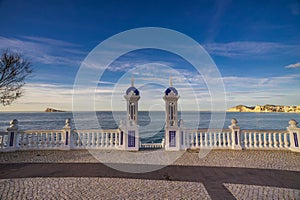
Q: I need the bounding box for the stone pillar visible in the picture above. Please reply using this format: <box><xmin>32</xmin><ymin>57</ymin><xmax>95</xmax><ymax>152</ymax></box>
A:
<box><xmin>163</xmin><ymin>78</ymin><xmax>181</xmax><ymax>151</ymax></box>
<box><xmin>287</xmin><ymin>119</ymin><xmax>300</xmax><ymax>152</ymax></box>
<box><xmin>7</xmin><ymin>119</ymin><xmax>18</xmax><ymax>150</ymax></box>
<box><xmin>229</xmin><ymin>118</ymin><xmax>242</xmax><ymax>150</ymax></box>
<box><xmin>62</xmin><ymin>118</ymin><xmax>71</xmax><ymax>149</ymax></box>
<box><xmin>118</xmin><ymin>119</ymin><xmax>139</xmax><ymax>151</ymax></box>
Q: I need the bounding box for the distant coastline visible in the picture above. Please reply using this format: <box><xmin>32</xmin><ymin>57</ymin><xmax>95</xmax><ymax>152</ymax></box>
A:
<box><xmin>227</xmin><ymin>104</ymin><xmax>300</xmax><ymax>113</ymax></box>
<box><xmin>45</xmin><ymin>108</ymin><xmax>65</xmax><ymax>112</ymax></box>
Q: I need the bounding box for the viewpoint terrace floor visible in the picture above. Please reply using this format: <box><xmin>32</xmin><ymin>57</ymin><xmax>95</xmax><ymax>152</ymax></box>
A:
<box><xmin>0</xmin><ymin>149</ymin><xmax>300</xmax><ymax>199</ymax></box>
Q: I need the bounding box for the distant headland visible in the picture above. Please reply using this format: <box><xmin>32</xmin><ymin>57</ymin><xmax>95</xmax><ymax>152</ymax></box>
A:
<box><xmin>227</xmin><ymin>104</ymin><xmax>300</xmax><ymax>113</ymax></box>
<box><xmin>45</xmin><ymin>108</ymin><xmax>65</xmax><ymax>112</ymax></box>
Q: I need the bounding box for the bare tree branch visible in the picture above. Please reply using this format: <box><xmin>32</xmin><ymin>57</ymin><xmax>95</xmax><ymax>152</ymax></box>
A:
<box><xmin>0</xmin><ymin>49</ymin><xmax>33</xmax><ymax>106</ymax></box>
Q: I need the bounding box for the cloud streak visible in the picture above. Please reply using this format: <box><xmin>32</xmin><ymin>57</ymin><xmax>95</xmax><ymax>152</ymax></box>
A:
<box><xmin>0</xmin><ymin>36</ymin><xmax>86</xmax><ymax>66</ymax></box>
<box><xmin>204</xmin><ymin>41</ymin><xmax>300</xmax><ymax>58</ymax></box>
<box><xmin>284</xmin><ymin>62</ymin><xmax>300</xmax><ymax>68</ymax></box>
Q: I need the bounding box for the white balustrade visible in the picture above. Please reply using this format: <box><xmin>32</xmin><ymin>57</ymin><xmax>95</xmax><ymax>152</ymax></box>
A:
<box><xmin>17</xmin><ymin>130</ymin><xmax>65</xmax><ymax>150</ymax></box>
<box><xmin>0</xmin><ymin>118</ymin><xmax>298</xmax><ymax>152</ymax></box>
<box><xmin>241</xmin><ymin>130</ymin><xmax>289</xmax><ymax>150</ymax></box>
<box><xmin>72</xmin><ymin>129</ymin><xmax>121</xmax><ymax>149</ymax></box>
<box><xmin>185</xmin><ymin>129</ymin><xmax>232</xmax><ymax>149</ymax></box>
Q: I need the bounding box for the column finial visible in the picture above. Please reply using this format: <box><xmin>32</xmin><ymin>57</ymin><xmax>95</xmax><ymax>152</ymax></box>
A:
<box><xmin>170</xmin><ymin>76</ymin><xmax>172</xmax><ymax>87</ymax></box>
<box><xmin>131</xmin><ymin>75</ymin><xmax>134</xmax><ymax>87</ymax></box>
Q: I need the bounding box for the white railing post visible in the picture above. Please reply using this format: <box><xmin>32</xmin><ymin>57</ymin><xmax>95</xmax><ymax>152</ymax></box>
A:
<box><xmin>62</xmin><ymin>118</ymin><xmax>71</xmax><ymax>150</ymax></box>
<box><xmin>229</xmin><ymin>118</ymin><xmax>242</xmax><ymax>150</ymax></box>
<box><xmin>7</xmin><ymin>119</ymin><xmax>18</xmax><ymax>151</ymax></box>
<box><xmin>287</xmin><ymin>119</ymin><xmax>300</xmax><ymax>152</ymax></box>
<box><xmin>161</xmin><ymin>138</ymin><xmax>165</xmax><ymax>148</ymax></box>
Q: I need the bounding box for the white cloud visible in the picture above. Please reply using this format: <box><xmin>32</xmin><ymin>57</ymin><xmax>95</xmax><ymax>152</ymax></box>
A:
<box><xmin>204</xmin><ymin>41</ymin><xmax>299</xmax><ymax>58</ymax></box>
<box><xmin>284</xmin><ymin>62</ymin><xmax>300</xmax><ymax>68</ymax></box>
<box><xmin>0</xmin><ymin>36</ymin><xmax>86</xmax><ymax>66</ymax></box>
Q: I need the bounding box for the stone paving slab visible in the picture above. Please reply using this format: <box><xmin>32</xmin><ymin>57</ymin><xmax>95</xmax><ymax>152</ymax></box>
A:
<box><xmin>0</xmin><ymin>177</ymin><xmax>211</xmax><ymax>200</ymax></box>
<box><xmin>224</xmin><ymin>183</ymin><xmax>300</xmax><ymax>200</ymax></box>
<box><xmin>1</xmin><ymin>149</ymin><xmax>299</xmax><ymax>171</ymax></box>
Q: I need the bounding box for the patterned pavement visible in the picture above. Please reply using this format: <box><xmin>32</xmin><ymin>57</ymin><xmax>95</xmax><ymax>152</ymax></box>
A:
<box><xmin>0</xmin><ymin>149</ymin><xmax>300</xmax><ymax>199</ymax></box>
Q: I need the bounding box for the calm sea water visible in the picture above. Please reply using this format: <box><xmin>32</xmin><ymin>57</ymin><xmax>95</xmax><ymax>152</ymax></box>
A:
<box><xmin>0</xmin><ymin>111</ymin><xmax>299</xmax><ymax>143</ymax></box>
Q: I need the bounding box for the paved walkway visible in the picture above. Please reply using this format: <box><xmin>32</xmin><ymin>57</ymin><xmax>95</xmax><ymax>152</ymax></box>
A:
<box><xmin>0</xmin><ymin>150</ymin><xmax>300</xmax><ymax>199</ymax></box>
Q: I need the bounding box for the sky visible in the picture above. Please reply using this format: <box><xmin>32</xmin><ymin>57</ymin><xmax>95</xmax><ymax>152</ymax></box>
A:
<box><xmin>0</xmin><ymin>0</ymin><xmax>300</xmax><ymax>111</ymax></box>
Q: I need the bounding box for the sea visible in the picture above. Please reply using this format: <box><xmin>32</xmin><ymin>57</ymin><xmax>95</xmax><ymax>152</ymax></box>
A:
<box><xmin>0</xmin><ymin>111</ymin><xmax>299</xmax><ymax>143</ymax></box>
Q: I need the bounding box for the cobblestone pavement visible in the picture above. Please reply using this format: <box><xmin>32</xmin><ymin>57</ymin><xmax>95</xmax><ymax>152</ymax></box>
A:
<box><xmin>1</xmin><ymin>150</ymin><xmax>300</xmax><ymax>199</ymax></box>
<box><xmin>224</xmin><ymin>183</ymin><xmax>300</xmax><ymax>200</ymax></box>
<box><xmin>0</xmin><ymin>177</ymin><xmax>211</xmax><ymax>200</ymax></box>
<box><xmin>0</xmin><ymin>149</ymin><xmax>299</xmax><ymax>171</ymax></box>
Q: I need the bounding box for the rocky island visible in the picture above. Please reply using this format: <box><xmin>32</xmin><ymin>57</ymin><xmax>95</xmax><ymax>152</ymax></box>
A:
<box><xmin>227</xmin><ymin>104</ymin><xmax>300</xmax><ymax>113</ymax></box>
<box><xmin>45</xmin><ymin>108</ymin><xmax>65</xmax><ymax>112</ymax></box>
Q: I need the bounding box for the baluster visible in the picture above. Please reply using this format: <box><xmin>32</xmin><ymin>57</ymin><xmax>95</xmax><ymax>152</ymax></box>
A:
<box><xmin>259</xmin><ymin>133</ymin><xmax>263</xmax><ymax>148</ymax></box>
<box><xmin>195</xmin><ymin>132</ymin><xmax>199</xmax><ymax>147</ymax></box>
<box><xmin>192</xmin><ymin>132</ymin><xmax>195</xmax><ymax>147</ymax></box>
<box><xmin>279</xmin><ymin>133</ymin><xmax>283</xmax><ymax>148</ymax></box>
<box><xmin>50</xmin><ymin>132</ymin><xmax>54</xmax><ymax>147</ymax></box>
<box><xmin>243</xmin><ymin>132</ymin><xmax>247</xmax><ymax>148</ymax></box>
<box><xmin>52</xmin><ymin>132</ymin><xmax>55</xmax><ymax>147</ymax></box>
<box><xmin>78</xmin><ymin>132</ymin><xmax>82</xmax><ymax>147</ymax></box>
<box><xmin>89</xmin><ymin>132</ymin><xmax>92</xmax><ymax>147</ymax></box>
<box><xmin>216</xmin><ymin>132</ymin><xmax>222</xmax><ymax>147</ymax></box>
<box><xmin>76</xmin><ymin>132</ymin><xmax>80</xmax><ymax>147</ymax></box>
<box><xmin>254</xmin><ymin>132</ymin><xmax>257</xmax><ymax>148</ymax></box>
<box><xmin>249</xmin><ymin>132</ymin><xmax>252</xmax><ymax>148</ymax></box>
<box><xmin>53</xmin><ymin>132</ymin><xmax>57</xmax><ymax>147</ymax></box>
<box><xmin>284</xmin><ymin>133</ymin><xmax>288</xmax><ymax>148</ymax></box>
<box><xmin>56</xmin><ymin>132</ymin><xmax>60</xmax><ymax>147</ymax></box>
<box><xmin>274</xmin><ymin>132</ymin><xmax>280</xmax><ymax>148</ymax></box>
<box><xmin>0</xmin><ymin>134</ymin><xmax>3</xmax><ymax>148</ymax></box>
<box><xmin>110</xmin><ymin>132</ymin><xmax>113</xmax><ymax>147</ymax></box>
<box><xmin>96</xmin><ymin>132</ymin><xmax>99</xmax><ymax>147</ymax></box>
<box><xmin>79</xmin><ymin>132</ymin><xmax>83</xmax><ymax>147</ymax></box>
<box><xmin>40</xmin><ymin>133</ymin><xmax>44</xmax><ymax>147</ymax></box>
<box><xmin>58</xmin><ymin>132</ymin><xmax>62</xmax><ymax>146</ymax></box>
<box><xmin>268</xmin><ymin>133</ymin><xmax>273</xmax><ymax>148</ymax></box>
<box><xmin>20</xmin><ymin>133</ymin><xmax>24</xmax><ymax>147</ymax></box>
<box><xmin>84</xmin><ymin>132</ymin><xmax>87</xmax><ymax>147</ymax></box>
<box><xmin>228</xmin><ymin>131</ymin><xmax>232</xmax><ymax>147</ymax></box>
<box><xmin>85</xmin><ymin>132</ymin><xmax>89</xmax><ymax>147</ymax></box>
<box><xmin>263</xmin><ymin>132</ymin><xmax>267</xmax><ymax>148</ymax></box>
<box><xmin>105</xmin><ymin>132</ymin><xmax>109</xmax><ymax>147</ymax></box>
<box><xmin>36</xmin><ymin>133</ymin><xmax>39</xmax><ymax>148</ymax></box>
<box><xmin>114</xmin><ymin>132</ymin><xmax>118</xmax><ymax>146</ymax></box>
<box><xmin>72</xmin><ymin>132</ymin><xmax>75</xmax><ymax>147</ymax></box>
<box><xmin>32</xmin><ymin>133</ymin><xmax>36</xmax><ymax>147</ymax></box>
<box><xmin>55</xmin><ymin>132</ymin><xmax>59</xmax><ymax>147</ymax></box>
<box><xmin>45</xmin><ymin>132</ymin><xmax>50</xmax><ymax>148</ymax></box>
<box><xmin>82</xmin><ymin>132</ymin><xmax>86</xmax><ymax>147</ymax></box>
<box><xmin>205</xmin><ymin>132</ymin><xmax>208</xmax><ymax>147</ymax></box>
<box><xmin>213</xmin><ymin>132</ymin><xmax>216</xmax><ymax>147</ymax></box>
<box><xmin>100</xmin><ymin>132</ymin><xmax>104</xmax><ymax>147</ymax></box>
<box><xmin>87</xmin><ymin>132</ymin><xmax>90</xmax><ymax>147</ymax></box>
<box><xmin>200</xmin><ymin>132</ymin><xmax>203</xmax><ymax>147</ymax></box>
<box><xmin>46</xmin><ymin>132</ymin><xmax>49</xmax><ymax>148</ymax></box>
<box><xmin>222</xmin><ymin>132</ymin><xmax>226</xmax><ymax>147</ymax></box>
<box><xmin>92</xmin><ymin>132</ymin><xmax>97</xmax><ymax>147</ymax></box>
<box><xmin>46</xmin><ymin>133</ymin><xmax>52</xmax><ymax>147</ymax></box>
<box><xmin>25</xmin><ymin>134</ymin><xmax>29</xmax><ymax>148</ymax></box>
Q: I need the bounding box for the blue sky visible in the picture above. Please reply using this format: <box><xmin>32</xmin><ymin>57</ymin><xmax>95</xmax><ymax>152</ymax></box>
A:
<box><xmin>0</xmin><ymin>0</ymin><xmax>300</xmax><ymax>111</ymax></box>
